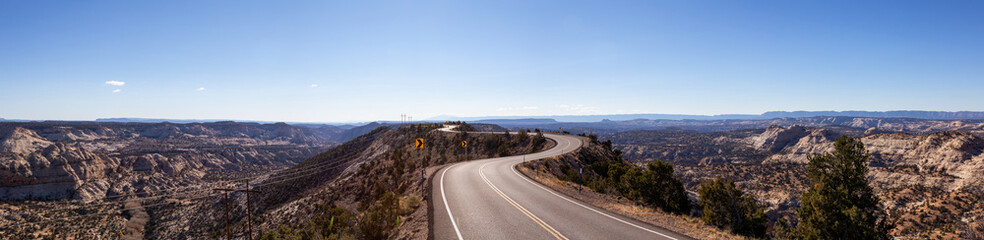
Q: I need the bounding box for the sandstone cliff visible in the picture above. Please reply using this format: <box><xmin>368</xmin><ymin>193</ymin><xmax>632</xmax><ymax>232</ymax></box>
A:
<box><xmin>0</xmin><ymin>122</ymin><xmax>340</xmax><ymax>201</ymax></box>
<box><xmin>608</xmin><ymin>126</ymin><xmax>984</xmax><ymax>238</ymax></box>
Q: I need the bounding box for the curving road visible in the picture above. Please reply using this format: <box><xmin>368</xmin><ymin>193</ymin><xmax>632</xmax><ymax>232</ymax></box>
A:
<box><xmin>432</xmin><ymin>130</ymin><xmax>693</xmax><ymax>240</ymax></box>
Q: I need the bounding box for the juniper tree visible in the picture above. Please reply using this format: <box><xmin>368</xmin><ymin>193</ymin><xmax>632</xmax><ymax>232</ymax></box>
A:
<box><xmin>698</xmin><ymin>177</ymin><xmax>767</xmax><ymax>238</ymax></box>
<box><xmin>794</xmin><ymin>136</ymin><xmax>892</xmax><ymax>239</ymax></box>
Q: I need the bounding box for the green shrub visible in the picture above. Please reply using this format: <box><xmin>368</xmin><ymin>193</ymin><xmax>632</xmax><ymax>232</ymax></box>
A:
<box><xmin>698</xmin><ymin>177</ymin><xmax>767</xmax><ymax>238</ymax></box>
<box><xmin>547</xmin><ymin>144</ymin><xmax>691</xmax><ymax>214</ymax></box>
<box><xmin>623</xmin><ymin>161</ymin><xmax>691</xmax><ymax>214</ymax></box>
<box><xmin>358</xmin><ymin>192</ymin><xmax>401</xmax><ymax>240</ymax></box>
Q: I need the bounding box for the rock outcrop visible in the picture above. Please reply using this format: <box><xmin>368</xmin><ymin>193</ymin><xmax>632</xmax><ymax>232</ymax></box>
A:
<box><xmin>0</xmin><ymin>127</ymin><xmax>52</xmax><ymax>155</ymax></box>
<box><xmin>0</xmin><ymin>142</ymin><xmax>111</xmax><ymax>200</ymax></box>
<box><xmin>609</xmin><ymin>125</ymin><xmax>984</xmax><ymax>238</ymax></box>
<box><xmin>752</xmin><ymin>125</ymin><xmax>809</xmax><ymax>152</ymax></box>
<box><xmin>0</xmin><ymin>122</ymin><xmax>341</xmax><ymax>201</ymax></box>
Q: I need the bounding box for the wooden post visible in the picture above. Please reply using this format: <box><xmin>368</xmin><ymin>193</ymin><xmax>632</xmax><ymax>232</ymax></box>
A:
<box><xmin>214</xmin><ymin>188</ymin><xmax>237</xmax><ymax>240</ymax></box>
<box><xmin>245</xmin><ymin>179</ymin><xmax>252</xmax><ymax>240</ymax></box>
<box><xmin>241</xmin><ymin>179</ymin><xmax>261</xmax><ymax>240</ymax></box>
<box><xmin>224</xmin><ymin>191</ymin><xmax>230</xmax><ymax>240</ymax></box>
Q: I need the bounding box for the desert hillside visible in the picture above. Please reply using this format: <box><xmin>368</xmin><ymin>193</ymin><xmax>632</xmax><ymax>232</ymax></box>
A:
<box><xmin>605</xmin><ymin>126</ymin><xmax>984</xmax><ymax>238</ymax></box>
<box><xmin>148</xmin><ymin>123</ymin><xmax>549</xmax><ymax>239</ymax></box>
<box><xmin>0</xmin><ymin>121</ymin><xmax>343</xmax><ymax>239</ymax></box>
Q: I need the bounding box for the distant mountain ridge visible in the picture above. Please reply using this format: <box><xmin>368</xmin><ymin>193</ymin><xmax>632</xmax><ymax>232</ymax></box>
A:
<box><xmin>8</xmin><ymin>110</ymin><xmax>984</xmax><ymax>125</ymax></box>
<box><xmin>96</xmin><ymin>117</ymin><xmax>251</xmax><ymax>124</ymax></box>
<box><xmin>0</xmin><ymin>118</ymin><xmax>29</xmax><ymax>122</ymax></box>
<box><xmin>434</xmin><ymin>110</ymin><xmax>984</xmax><ymax>122</ymax></box>
<box><xmin>95</xmin><ymin>117</ymin><xmax>364</xmax><ymax>126</ymax></box>
<box><xmin>760</xmin><ymin>110</ymin><xmax>984</xmax><ymax>120</ymax></box>
<box><xmin>475</xmin><ymin>118</ymin><xmax>557</xmax><ymax>125</ymax></box>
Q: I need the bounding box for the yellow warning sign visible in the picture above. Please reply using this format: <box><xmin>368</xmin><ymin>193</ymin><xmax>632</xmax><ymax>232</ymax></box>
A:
<box><xmin>461</xmin><ymin>141</ymin><xmax>467</xmax><ymax>147</ymax></box>
<box><xmin>415</xmin><ymin>138</ymin><xmax>424</xmax><ymax>149</ymax></box>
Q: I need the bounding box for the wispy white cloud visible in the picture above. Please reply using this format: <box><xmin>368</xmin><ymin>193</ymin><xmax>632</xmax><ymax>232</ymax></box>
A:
<box><xmin>310</xmin><ymin>84</ymin><xmax>319</xmax><ymax>88</ymax></box>
<box><xmin>105</xmin><ymin>81</ymin><xmax>125</xmax><ymax>86</ymax></box>
<box><xmin>112</xmin><ymin>89</ymin><xmax>121</xmax><ymax>93</ymax></box>
<box><xmin>196</xmin><ymin>87</ymin><xmax>205</xmax><ymax>91</ymax></box>
<box><xmin>557</xmin><ymin>104</ymin><xmax>599</xmax><ymax>114</ymax></box>
<box><xmin>498</xmin><ymin>106</ymin><xmax>540</xmax><ymax>112</ymax></box>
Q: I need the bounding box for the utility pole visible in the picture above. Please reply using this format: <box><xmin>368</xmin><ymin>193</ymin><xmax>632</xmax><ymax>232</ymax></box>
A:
<box><xmin>213</xmin><ymin>180</ymin><xmax>261</xmax><ymax>240</ymax></box>
<box><xmin>214</xmin><ymin>188</ymin><xmax>235</xmax><ymax>240</ymax></box>
<box><xmin>242</xmin><ymin>179</ymin><xmax>260</xmax><ymax>240</ymax></box>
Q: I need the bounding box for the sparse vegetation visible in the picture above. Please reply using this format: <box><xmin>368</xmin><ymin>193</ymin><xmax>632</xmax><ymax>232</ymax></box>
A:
<box><xmin>543</xmin><ymin>138</ymin><xmax>691</xmax><ymax>214</ymax></box>
<box><xmin>259</xmin><ymin>205</ymin><xmax>356</xmax><ymax>240</ymax></box>
<box><xmin>446</xmin><ymin>121</ymin><xmax>476</xmax><ymax>132</ymax></box>
<box><xmin>253</xmin><ymin>122</ymin><xmax>550</xmax><ymax>239</ymax></box>
<box><xmin>607</xmin><ymin>125</ymin><xmax>984</xmax><ymax>239</ymax></box>
<box><xmin>518</xmin><ymin>136</ymin><xmax>753</xmax><ymax>239</ymax></box>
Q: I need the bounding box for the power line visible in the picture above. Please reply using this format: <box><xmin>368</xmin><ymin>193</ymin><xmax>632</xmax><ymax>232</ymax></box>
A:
<box><xmin>214</xmin><ymin>179</ymin><xmax>261</xmax><ymax>240</ymax></box>
<box><xmin>23</xmin><ymin>186</ymin><xmax>225</xmax><ymax>214</ymax></box>
<box><xmin>12</xmin><ymin>147</ymin><xmax>343</xmax><ymax>204</ymax></box>
<box><xmin>6</xmin><ymin>163</ymin><xmax>347</xmax><ymax>228</ymax></box>
<box><xmin>0</xmin><ymin>191</ymin><xmax>223</xmax><ymax>229</ymax></box>
<box><xmin>19</xmin><ymin>157</ymin><xmax>356</xmax><ymax>214</ymax></box>
<box><xmin>251</xmin><ymin>165</ymin><xmax>346</xmax><ymax>188</ymax></box>
<box><xmin>5</xmin><ymin>157</ymin><xmax>360</xmax><ymax>228</ymax></box>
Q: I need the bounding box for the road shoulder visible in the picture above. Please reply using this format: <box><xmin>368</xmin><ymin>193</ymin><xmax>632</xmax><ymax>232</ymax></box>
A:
<box><xmin>515</xmin><ymin>163</ymin><xmax>749</xmax><ymax>240</ymax></box>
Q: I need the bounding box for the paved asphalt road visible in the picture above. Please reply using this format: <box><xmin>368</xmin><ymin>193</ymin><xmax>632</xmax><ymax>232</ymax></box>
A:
<box><xmin>432</xmin><ymin>131</ymin><xmax>694</xmax><ymax>240</ymax></box>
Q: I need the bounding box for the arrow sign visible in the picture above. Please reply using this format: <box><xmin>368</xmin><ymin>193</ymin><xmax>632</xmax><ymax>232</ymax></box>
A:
<box><xmin>461</xmin><ymin>140</ymin><xmax>467</xmax><ymax>147</ymax></box>
<box><xmin>416</xmin><ymin>138</ymin><xmax>424</xmax><ymax>149</ymax></box>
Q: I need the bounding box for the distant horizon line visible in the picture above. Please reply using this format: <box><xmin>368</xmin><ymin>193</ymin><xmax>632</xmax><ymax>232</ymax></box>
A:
<box><xmin>4</xmin><ymin>110</ymin><xmax>984</xmax><ymax>124</ymax></box>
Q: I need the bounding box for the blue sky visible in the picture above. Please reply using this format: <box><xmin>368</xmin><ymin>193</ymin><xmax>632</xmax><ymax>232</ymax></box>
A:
<box><xmin>2</xmin><ymin>1</ymin><xmax>982</xmax><ymax>122</ymax></box>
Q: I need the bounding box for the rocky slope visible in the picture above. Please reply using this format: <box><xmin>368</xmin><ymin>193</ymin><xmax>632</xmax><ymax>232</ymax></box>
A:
<box><xmin>605</xmin><ymin>126</ymin><xmax>984</xmax><ymax>239</ymax></box>
<box><xmin>146</xmin><ymin>124</ymin><xmax>549</xmax><ymax>239</ymax></box>
<box><xmin>0</xmin><ymin>121</ymin><xmax>342</xmax><ymax>239</ymax></box>
<box><xmin>0</xmin><ymin>127</ymin><xmax>53</xmax><ymax>155</ymax></box>
<box><xmin>0</xmin><ymin>122</ymin><xmax>340</xmax><ymax>201</ymax></box>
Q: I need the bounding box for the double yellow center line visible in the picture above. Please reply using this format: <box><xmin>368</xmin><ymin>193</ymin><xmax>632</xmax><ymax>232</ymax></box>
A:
<box><xmin>479</xmin><ymin>162</ymin><xmax>570</xmax><ymax>240</ymax></box>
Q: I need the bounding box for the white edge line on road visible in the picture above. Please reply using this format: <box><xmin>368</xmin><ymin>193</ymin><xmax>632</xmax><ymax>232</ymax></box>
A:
<box><xmin>514</xmin><ymin>137</ymin><xmax>680</xmax><ymax>240</ymax></box>
<box><xmin>441</xmin><ymin>163</ymin><xmax>465</xmax><ymax>240</ymax></box>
